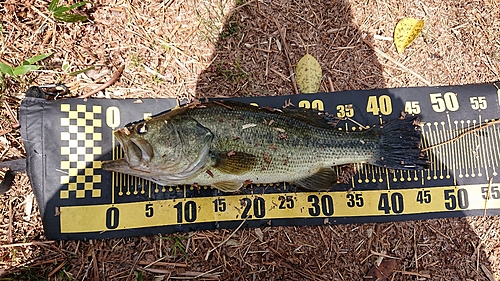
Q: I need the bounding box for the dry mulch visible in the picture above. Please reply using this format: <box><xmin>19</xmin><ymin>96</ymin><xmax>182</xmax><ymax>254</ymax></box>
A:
<box><xmin>1</xmin><ymin>0</ymin><xmax>500</xmax><ymax>280</ymax></box>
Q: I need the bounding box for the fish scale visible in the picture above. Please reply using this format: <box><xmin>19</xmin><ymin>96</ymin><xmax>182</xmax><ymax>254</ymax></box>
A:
<box><xmin>102</xmin><ymin>101</ymin><xmax>428</xmax><ymax>192</ymax></box>
<box><xmin>184</xmin><ymin>104</ymin><xmax>377</xmax><ymax>182</ymax></box>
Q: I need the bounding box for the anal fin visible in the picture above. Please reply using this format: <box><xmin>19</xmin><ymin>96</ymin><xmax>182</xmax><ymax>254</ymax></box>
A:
<box><xmin>293</xmin><ymin>167</ymin><xmax>338</xmax><ymax>191</ymax></box>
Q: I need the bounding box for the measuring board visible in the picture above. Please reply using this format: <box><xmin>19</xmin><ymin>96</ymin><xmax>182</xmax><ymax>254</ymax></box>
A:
<box><xmin>19</xmin><ymin>82</ymin><xmax>500</xmax><ymax>240</ymax></box>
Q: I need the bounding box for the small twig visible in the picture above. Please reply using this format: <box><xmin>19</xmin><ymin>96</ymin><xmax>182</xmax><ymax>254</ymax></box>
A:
<box><xmin>3</xmin><ymin>100</ymin><xmax>19</xmax><ymax>129</ymax></box>
<box><xmin>370</xmin><ymin>250</ymin><xmax>401</xmax><ymax>260</ymax></box>
<box><xmin>272</xmin><ymin>18</ymin><xmax>299</xmax><ymax>95</ymax></box>
<box><xmin>126</xmin><ymin>245</ymin><xmax>147</xmax><ymax>281</ymax></box>
<box><xmin>91</xmin><ymin>244</ymin><xmax>100</xmax><ymax>281</ymax></box>
<box><xmin>476</xmin><ymin>240</ymin><xmax>481</xmax><ymax>273</ymax></box>
<box><xmin>413</xmin><ymin>228</ymin><xmax>418</xmax><ymax>271</ymax></box>
<box><xmin>265</xmin><ymin>37</ymin><xmax>271</xmax><ymax>78</ymax></box>
<box><xmin>327</xmin><ymin>76</ymin><xmax>335</xmax><ymax>92</ymax></box>
<box><xmin>1</xmin><ymin>241</ymin><xmax>55</xmax><ymax>248</ymax></box>
<box><xmin>483</xmin><ymin>177</ymin><xmax>493</xmax><ymax>216</ymax></box>
<box><xmin>190</xmin><ymin>265</ymin><xmax>223</xmax><ymax>279</ymax></box>
<box><xmin>213</xmin><ymin>100</ymin><xmax>233</xmax><ymax>110</ymax></box>
<box><xmin>79</xmin><ymin>65</ymin><xmax>125</xmax><ymax>99</ymax></box>
<box><xmin>361</xmin><ymin>36</ymin><xmax>431</xmax><ymax>86</ymax></box>
<box><xmin>347</xmin><ymin>117</ymin><xmax>368</xmax><ymax>130</ymax></box>
<box><xmin>422</xmin><ymin>119</ymin><xmax>500</xmax><ymax>152</ymax></box>
<box><xmin>205</xmin><ymin>219</ymin><xmax>247</xmax><ymax>260</ymax></box>
<box><xmin>481</xmin><ymin>263</ymin><xmax>496</xmax><ymax>281</ymax></box>
<box><xmin>394</xmin><ymin>270</ymin><xmax>431</xmax><ymax>278</ymax></box>
<box><xmin>138</xmin><ymin>260</ymin><xmax>188</xmax><ymax>268</ymax></box>
<box><xmin>0</xmin><ymin>128</ymin><xmax>12</xmax><ymax>136</ymax></box>
<box><xmin>47</xmin><ymin>260</ymin><xmax>67</xmax><ymax>277</ymax></box>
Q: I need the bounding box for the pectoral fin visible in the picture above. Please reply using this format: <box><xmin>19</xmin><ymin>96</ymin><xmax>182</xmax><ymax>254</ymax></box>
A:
<box><xmin>293</xmin><ymin>167</ymin><xmax>338</xmax><ymax>191</ymax></box>
<box><xmin>214</xmin><ymin>151</ymin><xmax>257</xmax><ymax>175</ymax></box>
<box><xmin>213</xmin><ymin>180</ymin><xmax>243</xmax><ymax>192</ymax></box>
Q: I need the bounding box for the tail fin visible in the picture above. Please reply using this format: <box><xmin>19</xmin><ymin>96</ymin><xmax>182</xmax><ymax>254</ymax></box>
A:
<box><xmin>371</xmin><ymin>117</ymin><xmax>429</xmax><ymax>170</ymax></box>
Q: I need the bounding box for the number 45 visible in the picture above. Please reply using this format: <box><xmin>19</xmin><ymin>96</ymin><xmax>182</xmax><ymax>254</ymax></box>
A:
<box><xmin>405</xmin><ymin>101</ymin><xmax>421</xmax><ymax>114</ymax></box>
<box><xmin>470</xmin><ymin>96</ymin><xmax>487</xmax><ymax>110</ymax></box>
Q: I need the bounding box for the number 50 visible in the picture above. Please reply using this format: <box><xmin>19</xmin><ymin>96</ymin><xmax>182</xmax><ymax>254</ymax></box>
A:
<box><xmin>429</xmin><ymin>92</ymin><xmax>459</xmax><ymax>112</ymax></box>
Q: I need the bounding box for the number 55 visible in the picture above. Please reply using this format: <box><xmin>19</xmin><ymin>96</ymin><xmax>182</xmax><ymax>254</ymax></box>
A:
<box><xmin>470</xmin><ymin>96</ymin><xmax>487</xmax><ymax>110</ymax></box>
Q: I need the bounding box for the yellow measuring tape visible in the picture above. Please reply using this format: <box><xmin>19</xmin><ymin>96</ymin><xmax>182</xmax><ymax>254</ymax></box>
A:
<box><xmin>60</xmin><ymin>183</ymin><xmax>500</xmax><ymax>233</ymax></box>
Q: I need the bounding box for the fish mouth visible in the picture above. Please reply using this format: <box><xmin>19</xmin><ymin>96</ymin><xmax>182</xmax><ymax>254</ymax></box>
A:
<box><xmin>112</xmin><ymin>129</ymin><xmax>154</xmax><ymax>167</ymax></box>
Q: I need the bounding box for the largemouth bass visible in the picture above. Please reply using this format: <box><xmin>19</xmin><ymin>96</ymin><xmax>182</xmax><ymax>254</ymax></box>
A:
<box><xmin>102</xmin><ymin>101</ymin><xmax>428</xmax><ymax>192</ymax></box>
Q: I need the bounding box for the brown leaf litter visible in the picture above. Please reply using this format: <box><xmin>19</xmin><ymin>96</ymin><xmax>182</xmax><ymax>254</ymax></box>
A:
<box><xmin>1</xmin><ymin>0</ymin><xmax>500</xmax><ymax>279</ymax></box>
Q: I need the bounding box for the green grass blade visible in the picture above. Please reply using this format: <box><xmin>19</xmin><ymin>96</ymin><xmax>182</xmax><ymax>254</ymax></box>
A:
<box><xmin>53</xmin><ymin>6</ymin><xmax>73</xmax><ymax>14</ymax></box>
<box><xmin>12</xmin><ymin>65</ymin><xmax>39</xmax><ymax>76</ymax></box>
<box><xmin>48</xmin><ymin>0</ymin><xmax>59</xmax><ymax>12</ymax></box>
<box><xmin>55</xmin><ymin>13</ymin><xmax>87</xmax><ymax>22</ymax></box>
<box><xmin>136</xmin><ymin>271</ymin><xmax>143</xmax><ymax>281</ymax></box>
<box><xmin>24</xmin><ymin>53</ymin><xmax>52</xmax><ymax>65</ymax></box>
<box><xmin>68</xmin><ymin>1</ymin><xmax>89</xmax><ymax>10</ymax></box>
<box><xmin>69</xmin><ymin>66</ymin><xmax>94</xmax><ymax>76</ymax></box>
<box><xmin>0</xmin><ymin>75</ymin><xmax>4</xmax><ymax>93</ymax></box>
<box><xmin>53</xmin><ymin>1</ymin><xmax>88</xmax><ymax>15</ymax></box>
<box><xmin>0</xmin><ymin>62</ymin><xmax>14</xmax><ymax>76</ymax></box>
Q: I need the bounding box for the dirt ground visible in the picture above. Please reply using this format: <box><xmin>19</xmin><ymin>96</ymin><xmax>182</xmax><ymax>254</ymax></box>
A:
<box><xmin>1</xmin><ymin>0</ymin><xmax>500</xmax><ymax>280</ymax></box>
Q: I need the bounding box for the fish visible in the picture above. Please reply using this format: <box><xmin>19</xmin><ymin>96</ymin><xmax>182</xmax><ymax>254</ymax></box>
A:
<box><xmin>101</xmin><ymin>101</ymin><xmax>429</xmax><ymax>192</ymax></box>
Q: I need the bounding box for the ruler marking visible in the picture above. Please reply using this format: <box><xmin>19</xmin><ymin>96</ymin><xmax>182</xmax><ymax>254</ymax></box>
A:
<box><xmin>431</xmin><ymin>122</ymin><xmax>439</xmax><ymax>180</ymax></box>
<box><xmin>111</xmin><ymin>136</ymin><xmax>116</xmax><ymax>204</ymax></box>
<box><xmin>457</xmin><ymin>121</ymin><xmax>464</xmax><ymax>178</ymax></box>
<box><xmin>485</xmin><ymin>121</ymin><xmax>495</xmax><ymax>176</ymax></box>
<box><xmin>474</xmin><ymin>118</ymin><xmax>481</xmax><ymax>177</ymax></box>
<box><xmin>371</xmin><ymin>165</ymin><xmax>377</xmax><ymax>183</ymax></box>
<box><xmin>376</xmin><ymin>166</ymin><xmax>383</xmax><ymax>183</ymax></box>
<box><xmin>421</xmin><ymin>123</ymin><xmax>430</xmax><ymax>182</ymax></box>
<box><xmin>463</xmin><ymin>120</ymin><xmax>470</xmax><ymax>178</ymax></box>
<box><xmin>478</xmin><ymin>116</ymin><xmax>488</xmax><ymax>179</ymax></box>
<box><xmin>436</xmin><ymin>122</ymin><xmax>445</xmax><ymax>180</ymax></box>
<box><xmin>446</xmin><ymin>114</ymin><xmax>454</xmax><ymax>182</ymax></box>
<box><xmin>487</xmin><ymin>120</ymin><xmax>499</xmax><ymax>176</ymax></box>
<box><xmin>470</xmin><ymin>120</ymin><xmax>478</xmax><ymax>177</ymax></box>
<box><xmin>475</xmin><ymin>119</ymin><xmax>482</xmax><ymax>177</ymax></box>
<box><xmin>466</xmin><ymin>120</ymin><xmax>474</xmax><ymax>177</ymax></box>
<box><xmin>385</xmin><ymin>168</ymin><xmax>390</xmax><ymax>190</ymax></box>
<box><xmin>60</xmin><ymin>184</ymin><xmax>500</xmax><ymax>234</ymax></box>
<box><xmin>442</xmin><ymin>121</ymin><xmax>451</xmax><ymax>180</ymax></box>
<box><xmin>423</xmin><ymin>123</ymin><xmax>432</xmax><ymax>180</ymax></box>
<box><xmin>449</xmin><ymin>120</ymin><xmax>456</xmax><ymax>185</ymax></box>
<box><xmin>491</xmin><ymin>123</ymin><xmax>500</xmax><ymax>176</ymax></box>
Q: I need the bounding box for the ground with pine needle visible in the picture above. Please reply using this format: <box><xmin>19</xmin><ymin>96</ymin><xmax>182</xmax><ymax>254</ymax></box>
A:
<box><xmin>1</xmin><ymin>0</ymin><xmax>500</xmax><ymax>280</ymax></box>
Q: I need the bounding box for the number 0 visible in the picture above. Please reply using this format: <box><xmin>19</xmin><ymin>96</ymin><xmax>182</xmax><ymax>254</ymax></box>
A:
<box><xmin>106</xmin><ymin>106</ymin><xmax>121</xmax><ymax>128</ymax></box>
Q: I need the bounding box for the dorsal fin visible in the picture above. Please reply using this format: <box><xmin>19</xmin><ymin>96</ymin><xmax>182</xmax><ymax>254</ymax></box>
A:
<box><xmin>204</xmin><ymin>100</ymin><xmax>339</xmax><ymax>129</ymax></box>
<box><xmin>279</xmin><ymin>107</ymin><xmax>339</xmax><ymax>129</ymax></box>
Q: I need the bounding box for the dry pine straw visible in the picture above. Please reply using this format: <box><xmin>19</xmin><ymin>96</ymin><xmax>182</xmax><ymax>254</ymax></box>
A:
<box><xmin>1</xmin><ymin>0</ymin><xmax>500</xmax><ymax>279</ymax></box>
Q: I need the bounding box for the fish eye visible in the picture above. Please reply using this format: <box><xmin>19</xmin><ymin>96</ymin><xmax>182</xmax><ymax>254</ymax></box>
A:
<box><xmin>137</xmin><ymin>123</ymin><xmax>148</xmax><ymax>134</ymax></box>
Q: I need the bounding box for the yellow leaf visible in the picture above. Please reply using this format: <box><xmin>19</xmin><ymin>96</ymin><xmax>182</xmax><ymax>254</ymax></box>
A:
<box><xmin>295</xmin><ymin>53</ymin><xmax>322</xmax><ymax>94</ymax></box>
<box><xmin>394</xmin><ymin>18</ymin><xmax>424</xmax><ymax>53</ymax></box>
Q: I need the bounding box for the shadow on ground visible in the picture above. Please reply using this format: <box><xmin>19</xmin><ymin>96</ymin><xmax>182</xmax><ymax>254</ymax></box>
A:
<box><xmin>196</xmin><ymin>0</ymin><xmax>385</xmax><ymax>98</ymax></box>
<box><xmin>192</xmin><ymin>0</ymin><xmax>497</xmax><ymax>280</ymax></box>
